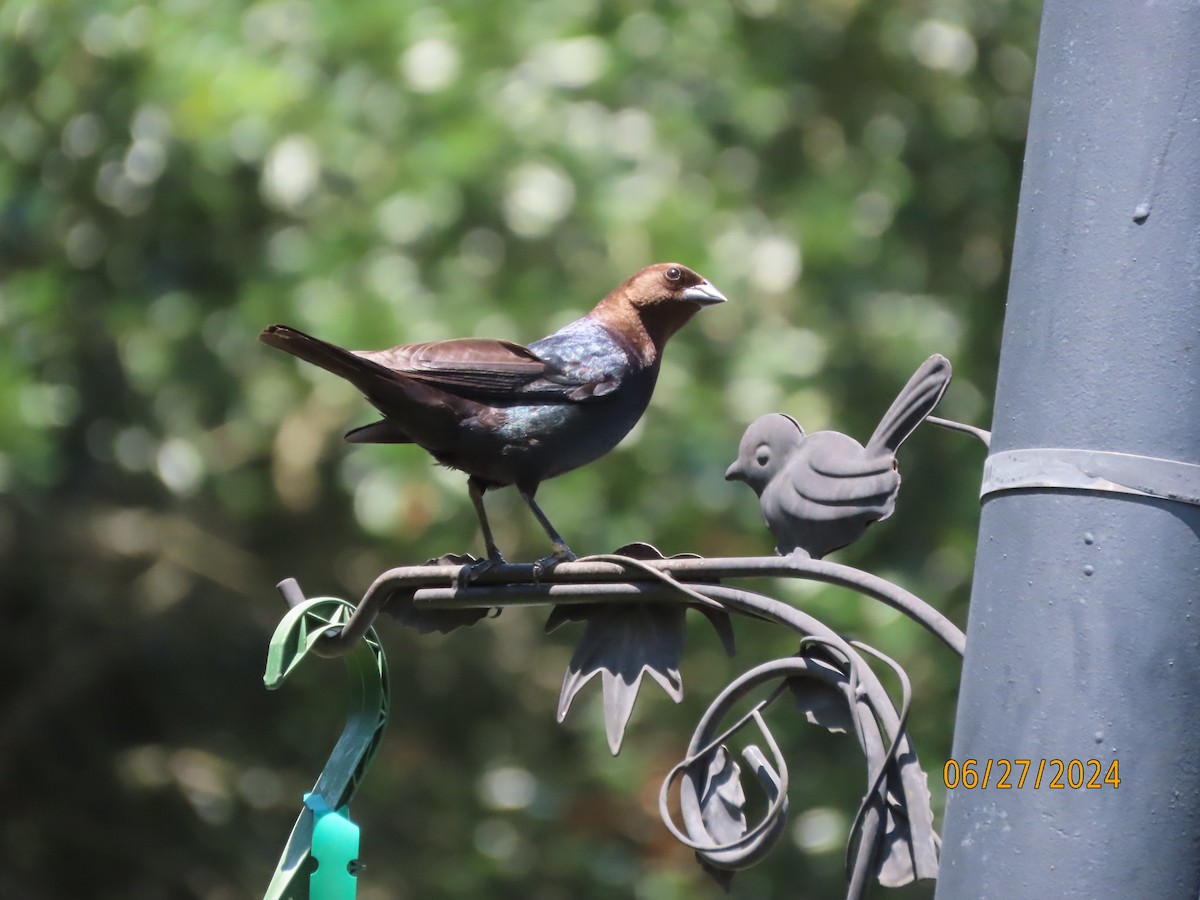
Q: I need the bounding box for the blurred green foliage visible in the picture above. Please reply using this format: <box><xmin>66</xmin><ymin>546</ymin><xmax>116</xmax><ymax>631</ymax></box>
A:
<box><xmin>0</xmin><ymin>0</ymin><xmax>1037</xmax><ymax>896</ymax></box>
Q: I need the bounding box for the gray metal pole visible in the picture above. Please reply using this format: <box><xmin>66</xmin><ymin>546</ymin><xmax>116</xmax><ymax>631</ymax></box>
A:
<box><xmin>936</xmin><ymin>1</ymin><xmax>1200</xmax><ymax>898</ymax></box>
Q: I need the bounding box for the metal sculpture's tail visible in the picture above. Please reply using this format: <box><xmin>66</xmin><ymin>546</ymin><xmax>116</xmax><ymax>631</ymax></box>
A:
<box><xmin>865</xmin><ymin>354</ymin><xmax>952</xmax><ymax>456</ymax></box>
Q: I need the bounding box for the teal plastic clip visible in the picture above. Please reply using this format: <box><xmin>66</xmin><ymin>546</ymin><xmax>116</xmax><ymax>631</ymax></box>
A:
<box><xmin>306</xmin><ymin>794</ymin><xmax>360</xmax><ymax>900</ymax></box>
<box><xmin>262</xmin><ymin>582</ymin><xmax>389</xmax><ymax>900</ymax></box>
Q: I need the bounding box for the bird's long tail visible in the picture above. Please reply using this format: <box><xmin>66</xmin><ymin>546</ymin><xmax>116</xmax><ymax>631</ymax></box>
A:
<box><xmin>261</xmin><ymin>324</ymin><xmax>431</xmax><ymax>443</ymax></box>
<box><xmin>865</xmin><ymin>354</ymin><xmax>953</xmax><ymax>456</ymax></box>
<box><xmin>259</xmin><ymin>324</ymin><xmax>393</xmax><ymax>388</ymax></box>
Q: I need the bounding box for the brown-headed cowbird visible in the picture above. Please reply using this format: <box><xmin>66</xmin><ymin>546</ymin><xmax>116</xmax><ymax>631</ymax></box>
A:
<box><xmin>261</xmin><ymin>263</ymin><xmax>726</xmax><ymax>563</ymax></box>
<box><xmin>725</xmin><ymin>354</ymin><xmax>951</xmax><ymax>559</ymax></box>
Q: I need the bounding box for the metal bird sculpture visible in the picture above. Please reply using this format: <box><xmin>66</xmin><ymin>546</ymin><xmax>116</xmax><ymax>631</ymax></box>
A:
<box><xmin>725</xmin><ymin>354</ymin><xmax>951</xmax><ymax>559</ymax></box>
<box><xmin>261</xmin><ymin>263</ymin><xmax>726</xmax><ymax>564</ymax></box>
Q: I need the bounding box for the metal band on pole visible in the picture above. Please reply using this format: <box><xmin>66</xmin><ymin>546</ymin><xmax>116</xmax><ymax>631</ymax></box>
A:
<box><xmin>981</xmin><ymin>448</ymin><xmax>1200</xmax><ymax>506</ymax></box>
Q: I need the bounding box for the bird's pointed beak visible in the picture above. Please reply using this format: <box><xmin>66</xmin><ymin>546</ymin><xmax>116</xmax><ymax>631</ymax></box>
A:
<box><xmin>682</xmin><ymin>280</ymin><xmax>727</xmax><ymax>306</ymax></box>
<box><xmin>724</xmin><ymin>460</ymin><xmax>743</xmax><ymax>482</ymax></box>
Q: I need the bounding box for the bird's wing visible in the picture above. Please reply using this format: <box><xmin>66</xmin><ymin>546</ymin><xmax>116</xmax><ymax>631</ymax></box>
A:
<box><xmin>526</xmin><ymin>317</ymin><xmax>637</xmax><ymax>401</ymax></box>
<box><xmin>367</xmin><ymin>316</ymin><xmax>642</xmax><ymax>403</ymax></box>
<box><xmin>361</xmin><ymin>336</ymin><xmax>625</xmax><ymax>402</ymax></box>
<box><xmin>357</xmin><ymin>338</ymin><xmax>564</xmax><ymax>397</ymax></box>
<box><xmin>793</xmin><ymin>468</ymin><xmax>900</xmax><ymax>510</ymax></box>
<box><xmin>788</xmin><ymin>434</ymin><xmax>900</xmax><ymax>508</ymax></box>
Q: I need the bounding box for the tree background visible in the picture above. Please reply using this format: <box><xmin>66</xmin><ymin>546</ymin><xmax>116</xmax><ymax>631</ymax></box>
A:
<box><xmin>0</xmin><ymin>0</ymin><xmax>1037</xmax><ymax>897</ymax></box>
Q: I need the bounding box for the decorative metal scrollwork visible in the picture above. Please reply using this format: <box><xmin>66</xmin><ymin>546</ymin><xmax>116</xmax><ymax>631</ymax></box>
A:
<box><xmin>263</xmin><ymin>354</ymin><xmax>979</xmax><ymax>898</ymax></box>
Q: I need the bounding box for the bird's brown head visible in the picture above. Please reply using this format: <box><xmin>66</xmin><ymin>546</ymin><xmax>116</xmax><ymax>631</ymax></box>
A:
<box><xmin>593</xmin><ymin>262</ymin><xmax>727</xmax><ymax>362</ymax></box>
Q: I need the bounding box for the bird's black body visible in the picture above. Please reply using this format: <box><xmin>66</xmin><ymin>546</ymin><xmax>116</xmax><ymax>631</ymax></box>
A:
<box><xmin>726</xmin><ymin>354</ymin><xmax>952</xmax><ymax>559</ymax></box>
<box><xmin>261</xmin><ymin>263</ymin><xmax>726</xmax><ymax>561</ymax></box>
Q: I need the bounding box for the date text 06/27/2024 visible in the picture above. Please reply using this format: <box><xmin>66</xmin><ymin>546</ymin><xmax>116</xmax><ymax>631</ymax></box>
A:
<box><xmin>943</xmin><ymin>759</ymin><xmax>1121</xmax><ymax>790</ymax></box>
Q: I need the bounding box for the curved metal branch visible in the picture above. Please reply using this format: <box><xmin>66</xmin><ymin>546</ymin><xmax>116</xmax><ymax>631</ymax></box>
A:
<box><xmin>843</xmin><ymin>640</ymin><xmax>914</xmax><ymax>894</ymax></box>
<box><xmin>268</xmin><ymin>552</ymin><xmax>951</xmax><ymax>894</ymax></box>
<box><xmin>290</xmin><ymin>553</ymin><xmax>964</xmax><ymax>658</ymax></box>
<box><xmin>926</xmin><ymin>414</ymin><xmax>992</xmax><ymax>448</ymax></box>
<box><xmin>685</xmin><ymin>584</ymin><xmax>939</xmax><ymax>887</ymax></box>
<box><xmin>660</xmin><ymin>670</ymin><xmax>793</xmax><ymax>854</ymax></box>
<box><xmin>657</xmin><ymin>636</ymin><xmax>935</xmax><ymax>896</ymax></box>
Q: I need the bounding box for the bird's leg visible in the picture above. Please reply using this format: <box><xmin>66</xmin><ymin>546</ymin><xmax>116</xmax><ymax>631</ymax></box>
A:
<box><xmin>518</xmin><ymin>486</ymin><xmax>577</xmax><ymax>576</ymax></box>
<box><xmin>463</xmin><ymin>477</ymin><xmax>505</xmax><ymax>580</ymax></box>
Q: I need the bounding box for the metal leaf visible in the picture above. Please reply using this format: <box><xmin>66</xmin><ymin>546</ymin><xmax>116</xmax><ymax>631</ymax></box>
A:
<box><xmin>788</xmin><ymin>657</ymin><xmax>855</xmax><ymax>734</ymax></box>
<box><xmin>614</xmin><ymin>543</ymin><xmax>737</xmax><ymax>656</ymax></box>
<box><xmin>829</xmin><ymin>683</ymin><xmax>938</xmax><ymax>888</ymax></box>
<box><xmin>554</xmin><ymin>602</ymin><xmax>686</xmax><ymax>754</ymax></box>
<box><xmin>670</xmin><ymin>729</ymin><xmax>790</xmax><ymax>891</ymax></box>
<box><xmin>698</xmin><ymin>746</ymin><xmax>748</xmax><ymax>844</ymax></box>
<box><xmin>683</xmin><ymin>745</ymin><xmax>747</xmax><ymax>892</ymax></box>
<box><xmin>873</xmin><ymin>750</ymin><xmax>939</xmax><ymax>886</ymax></box>
<box><xmin>877</xmin><ymin>791</ymin><xmax>920</xmax><ymax>887</ymax></box>
<box><xmin>548</xmin><ymin>542</ymin><xmax>738</xmax><ymax>754</ymax></box>
<box><xmin>694</xmin><ymin>604</ymin><xmax>737</xmax><ymax>658</ymax></box>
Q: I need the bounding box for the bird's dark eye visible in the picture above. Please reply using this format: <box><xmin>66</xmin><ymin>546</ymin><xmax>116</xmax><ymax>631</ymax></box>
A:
<box><xmin>665</xmin><ymin>266</ymin><xmax>682</xmax><ymax>282</ymax></box>
<box><xmin>756</xmin><ymin>446</ymin><xmax>770</xmax><ymax>466</ymax></box>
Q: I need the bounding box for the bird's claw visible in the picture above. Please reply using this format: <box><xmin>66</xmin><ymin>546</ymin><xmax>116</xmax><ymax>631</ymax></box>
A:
<box><xmin>530</xmin><ymin>557</ymin><xmax>556</xmax><ymax>581</ymax></box>
<box><xmin>531</xmin><ymin>545</ymin><xmax>576</xmax><ymax>582</ymax></box>
<box><xmin>456</xmin><ymin>553</ymin><xmax>506</xmax><ymax>586</ymax></box>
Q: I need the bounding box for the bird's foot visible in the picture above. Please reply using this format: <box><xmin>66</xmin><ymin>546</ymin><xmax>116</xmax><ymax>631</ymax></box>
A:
<box><xmin>531</xmin><ymin>544</ymin><xmax>576</xmax><ymax>581</ymax></box>
<box><xmin>782</xmin><ymin>546</ymin><xmax>815</xmax><ymax>561</ymax></box>
<box><xmin>455</xmin><ymin>552</ymin><xmax>507</xmax><ymax>586</ymax></box>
